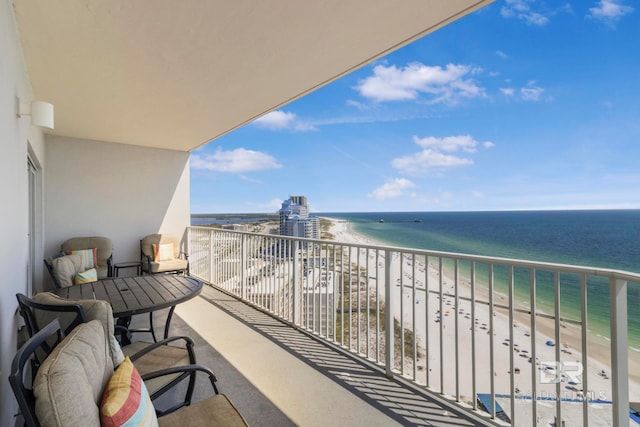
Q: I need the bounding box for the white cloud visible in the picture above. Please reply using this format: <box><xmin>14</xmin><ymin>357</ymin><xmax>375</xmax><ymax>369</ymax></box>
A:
<box><xmin>368</xmin><ymin>178</ymin><xmax>416</xmax><ymax>200</ymax></box>
<box><xmin>521</xmin><ymin>85</ymin><xmax>545</xmax><ymax>101</ymax></box>
<box><xmin>412</xmin><ymin>135</ymin><xmax>480</xmax><ymax>153</ymax></box>
<box><xmin>501</xmin><ymin>0</ymin><xmax>551</xmax><ymax>26</ymax></box>
<box><xmin>500</xmin><ymin>87</ymin><xmax>515</xmax><ymax>96</ymax></box>
<box><xmin>191</xmin><ymin>147</ymin><xmax>281</xmax><ymax>173</ymax></box>
<box><xmin>392</xmin><ymin>150</ymin><xmax>473</xmax><ymax>176</ymax></box>
<box><xmin>483</xmin><ymin>141</ymin><xmax>496</xmax><ymax>149</ymax></box>
<box><xmin>253</xmin><ymin>110</ymin><xmax>316</xmax><ymax>131</ymax></box>
<box><xmin>354</xmin><ymin>62</ymin><xmax>485</xmax><ymax>104</ymax></box>
<box><xmin>391</xmin><ymin>135</ymin><xmax>494</xmax><ymax>176</ymax></box>
<box><xmin>346</xmin><ymin>99</ymin><xmax>369</xmax><ymax>110</ymax></box>
<box><xmin>496</xmin><ymin>50</ymin><xmax>509</xmax><ymax>59</ymax></box>
<box><xmin>588</xmin><ymin>0</ymin><xmax>633</xmax><ymax>25</ymax></box>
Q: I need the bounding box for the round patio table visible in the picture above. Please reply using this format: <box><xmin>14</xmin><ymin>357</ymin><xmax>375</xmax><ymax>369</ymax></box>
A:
<box><xmin>52</xmin><ymin>274</ymin><xmax>202</xmax><ymax>343</ymax></box>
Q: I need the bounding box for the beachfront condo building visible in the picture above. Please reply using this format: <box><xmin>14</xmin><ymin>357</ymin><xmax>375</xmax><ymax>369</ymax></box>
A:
<box><xmin>278</xmin><ymin>195</ymin><xmax>320</xmax><ymax>239</ymax></box>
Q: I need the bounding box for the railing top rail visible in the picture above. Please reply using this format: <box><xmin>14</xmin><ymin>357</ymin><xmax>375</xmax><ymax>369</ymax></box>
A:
<box><xmin>187</xmin><ymin>226</ymin><xmax>640</xmax><ymax>283</ymax></box>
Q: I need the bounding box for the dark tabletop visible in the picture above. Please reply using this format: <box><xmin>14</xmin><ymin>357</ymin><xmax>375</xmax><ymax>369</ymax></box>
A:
<box><xmin>52</xmin><ymin>275</ymin><xmax>203</xmax><ymax>318</ymax></box>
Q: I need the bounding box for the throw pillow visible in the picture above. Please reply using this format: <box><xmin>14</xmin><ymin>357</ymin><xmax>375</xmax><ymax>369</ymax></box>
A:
<box><xmin>50</xmin><ymin>254</ymin><xmax>82</xmax><ymax>288</ymax></box>
<box><xmin>67</xmin><ymin>247</ymin><xmax>98</xmax><ymax>270</ymax></box>
<box><xmin>100</xmin><ymin>357</ymin><xmax>158</xmax><ymax>427</ymax></box>
<box><xmin>74</xmin><ymin>267</ymin><xmax>98</xmax><ymax>285</ymax></box>
<box><xmin>152</xmin><ymin>242</ymin><xmax>174</xmax><ymax>262</ymax></box>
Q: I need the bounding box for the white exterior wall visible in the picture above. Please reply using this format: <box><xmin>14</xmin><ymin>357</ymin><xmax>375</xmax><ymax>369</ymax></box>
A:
<box><xmin>0</xmin><ymin>0</ymin><xmax>46</xmax><ymax>422</ymax></box>
<box><xmin>0</xmin><ymin>4</ymin><xmax>191</xmax><ymax>423</ymax></box>
<box><xmin>44</xmin><ymin>135</ymin><xmax>191</xmax><ymax>283</ymax></box>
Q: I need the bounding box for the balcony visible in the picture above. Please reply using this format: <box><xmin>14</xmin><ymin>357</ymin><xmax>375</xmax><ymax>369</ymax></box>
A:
<box><xmin>177</xmin><ymin>226</ymin><xmax>640</xmax><ymax>426</ymax></box>
<box><xmin>167</xmin><ymin>285</ymin><xmax>488</xmax><ymax>426</ymax></box>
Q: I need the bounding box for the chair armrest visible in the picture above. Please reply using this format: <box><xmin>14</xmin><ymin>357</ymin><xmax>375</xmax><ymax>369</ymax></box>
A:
<box><xmin>141</xmin><ymin>253</ymin><xmax>153</xmax><ymax>273</ymax></box>
<box><xmin>128</xmin><ymin>335</ymin><xmax>196</xmax><ymax>365</ymax></box>
<box><xmin>142</xmin><ymin>364</ymin><xmax>218</xmax><ymax>394</ymax></box>
<box><xmin>107</xmin><ymin>254</ymin><xmax>114</xmax><ymax>277</ymax></box>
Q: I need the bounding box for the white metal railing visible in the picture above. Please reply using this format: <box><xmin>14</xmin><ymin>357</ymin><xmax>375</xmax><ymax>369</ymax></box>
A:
<box><xmin>187</xmin><ymin>226</ymin><xmax>640</xmax><ymax>427</ymax></box>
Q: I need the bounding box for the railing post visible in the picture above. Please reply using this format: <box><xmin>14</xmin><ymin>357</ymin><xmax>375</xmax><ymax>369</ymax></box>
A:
<box><xmin>385</xmin><ymin>249</ymin><xmax>394</xmax><ymax>378</ymax></box>
<box><xmin>610</xmin><ymin>277</ymin><xmax>629</xmax><ymax>427</ymax></box>
<box><xmin>209</xmin><ymin>229</ymin><xmax>215</xmax><ymax>285</ymax></box>
<box><xmin>241</xmin><ymin>234</ymin><xmax>247</xmax><ymax>301</ymax></box>
<box><xmin>292</xmin><ymin>240</ymin><xmax>300</xmax><ymax>326</ymax></box>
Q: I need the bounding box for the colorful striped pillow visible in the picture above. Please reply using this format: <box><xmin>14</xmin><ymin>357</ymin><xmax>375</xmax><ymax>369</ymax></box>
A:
<box><xmin>100</xmin><ymin>357</ymin><xmax>158</xmax><ymax>427</ymax></box>
<box><xmin>67</xmin><ymin>247</ymin><xmax>98</xmax><ymax>270</ymax></box>
<box><xmin>74</xmin><ymin>267</ymin><xmax>97</xmax><ymax>285</ymax></box>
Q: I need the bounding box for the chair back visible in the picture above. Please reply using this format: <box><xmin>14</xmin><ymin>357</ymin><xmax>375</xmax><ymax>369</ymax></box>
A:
<box><xmin>16</xmin><ymin>293</ymin><xmax>84</xmax><ymax>365</ymax></box>
<box><xmin>9</xmin><ymin>319</ymin><xmax>64</xmax><ymax>427</ymax></box>
<box><xmin>15</xmin><ymin>293</ymin><xmax>125</xmax><ymax>367</ymax></box>
<box><xmin>16</xmin><ymin>293</ymin><xmax>85</xmax><ymax>338</ymax></box>
<box><xmin>140</xmin><ymin>233</ymin><xmax>181</xmax><ymax>259</ymax></box>
<box><xmin>34</xmin><ymin>320</ymin><xmax>113</xmax><ymax>427</ymax></box>
<box><xmin>61</xmin><ymin>236</ymin><xmax>113</xmax><ymax>278</ymax></box>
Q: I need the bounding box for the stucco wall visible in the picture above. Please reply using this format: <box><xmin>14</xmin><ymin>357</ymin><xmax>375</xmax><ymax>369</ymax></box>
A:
<box><xmin>44</xmin><ymin>135</ymin><xmax>191</xmax><ymax>285</ymax></box>
<box><xmin>0</xmin><ymin>0</ymin><xmax>46</xmax><ymax>423</ymax></box>
<box><xmin>1</xmin><ymin>3</ymin><xmax>190</xmax><ymax>421</ymax></box>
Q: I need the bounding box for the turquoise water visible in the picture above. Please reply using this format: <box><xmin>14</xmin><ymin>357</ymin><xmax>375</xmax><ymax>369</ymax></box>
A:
<box><xmin>322</xmin><ymin>210</ymin><xmax>640</xmax><ymax>347</ymax></box>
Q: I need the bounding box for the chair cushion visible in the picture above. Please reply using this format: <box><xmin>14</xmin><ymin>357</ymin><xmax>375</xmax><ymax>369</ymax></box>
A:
<box><xmin>122</xmin><ymin>341</ymin><xmax>191</xmax><ymax>396</ymax></box>
<box><xmin>157</xmin><ymin>394</ymin><xmax>248</xmax><ymax>427</ymax></box>
<box><xmin>34</xmin><ymin>320</ymin><xmax>114</xmax><ymax>427</ymax></box>
<box><xmin>100</xmin><ymin>357</ymin><xmax>159</xmax><ymax>427</ymax></box>
<box><xmin>68</xmin><ymin>247</ymin><xmax>98</xmax><ymax>270</ymax></box>
<box><xmin>50</xmin><ymin>254</ymin><xmax>82</xmax><ymax>287</ymax></box>
<box><xmin>32</xmin><ymin>292</ymin><xmax>126</xmax><ymax>367</ymax></box>
<box><xmin>143</xmin><ymin>258</ymin><xmax>188</xmax><ymax>274</ymax></box>
<box><xmin>75</xmin><ymin>267</ymin><xmax>98</xmax><ymax>284</ymax></box>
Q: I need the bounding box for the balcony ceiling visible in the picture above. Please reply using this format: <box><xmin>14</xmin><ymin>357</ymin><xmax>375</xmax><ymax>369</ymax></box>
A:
<box><xmin>14</xmin><ymin>0</ymin><xmax>491</xmax><ymax>152</ymax></box>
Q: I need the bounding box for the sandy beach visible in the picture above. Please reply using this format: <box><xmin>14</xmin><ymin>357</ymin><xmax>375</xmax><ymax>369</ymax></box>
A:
<box><xmin>326</xmin><ymin>217</ymin><xmax>640</xmax><ymax>426</ymax></box>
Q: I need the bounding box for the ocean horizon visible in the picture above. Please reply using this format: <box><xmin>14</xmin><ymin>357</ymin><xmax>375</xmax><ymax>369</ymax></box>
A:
<box><xmin>190</xmin><ymin>209</ymin><xmax>640</xmax><ymax>345</ymax></box>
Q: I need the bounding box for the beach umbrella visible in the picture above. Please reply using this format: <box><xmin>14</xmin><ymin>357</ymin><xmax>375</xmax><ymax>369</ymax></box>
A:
<box><xmin>546</xmin><ymin>340</ymin><xmax>555</xmax><ymax>346</ymax></box>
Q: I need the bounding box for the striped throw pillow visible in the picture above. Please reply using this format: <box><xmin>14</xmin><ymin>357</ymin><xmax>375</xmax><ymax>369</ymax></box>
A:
<box><xmin>74</xmin><ymin>267</ymin><xmax>97</xmax><ymax>285</ymax></box>
<box><xmin>67</xmin><ymin>247</ymin><xmax>98</xmax><ymax>270</ymax></box>
<box><xmin>100</xmin><ymin>357</ymin><xmax>158</xmax><ymax>427</ymax></box>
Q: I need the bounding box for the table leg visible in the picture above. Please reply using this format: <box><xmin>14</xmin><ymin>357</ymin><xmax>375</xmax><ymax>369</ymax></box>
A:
<box><xmin>163</xmin><ymin>306</ymin><xmax>177</xmax><ymax>340</ymax></box>
<box><xmin>116</xmin><ymin>316</ymin><xmax>133</xmax><ymax>346</ymax></box>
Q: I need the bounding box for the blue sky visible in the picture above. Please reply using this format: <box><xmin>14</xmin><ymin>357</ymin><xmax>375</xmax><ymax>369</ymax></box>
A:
<box><xmin>190</xmin><ymin>0</ymin><xmax>639</xmax><ymax>214</ymax></box>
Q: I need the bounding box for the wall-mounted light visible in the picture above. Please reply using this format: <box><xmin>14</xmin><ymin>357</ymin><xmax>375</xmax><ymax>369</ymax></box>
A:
<box><xmin>17</xmin><ymin>98</ymin><xmax>55</xmax><ymax>130</ymax></box>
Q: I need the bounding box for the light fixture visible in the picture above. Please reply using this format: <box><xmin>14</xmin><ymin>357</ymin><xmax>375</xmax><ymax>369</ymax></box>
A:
<box><xmin>17</xmin><ymin>98</ymin><xmax>55</xmax><ymax>129</ymax></box>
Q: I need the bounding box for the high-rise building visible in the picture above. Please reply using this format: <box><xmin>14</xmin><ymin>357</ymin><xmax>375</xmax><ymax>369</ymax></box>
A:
<box><xmin>278</xmin><ymin>195</ymin><xmax>319</xmax><ymax>239</ymax></box>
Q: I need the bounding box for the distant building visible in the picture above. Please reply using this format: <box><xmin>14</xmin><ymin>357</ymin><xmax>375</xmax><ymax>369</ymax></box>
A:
<box><xmin>278</xmin><ymin>195</ymin><xmax>319</xmax><ymax>239</ymax></box>
<box><xmin>222</xmin><ymin>223</ymin><xmax>250</xmax><ymax>232</ymax></box>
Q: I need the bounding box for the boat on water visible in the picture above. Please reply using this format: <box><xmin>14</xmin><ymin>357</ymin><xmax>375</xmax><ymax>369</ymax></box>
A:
<box><xmin>379</xmin><ymin>219</ymin><xmax>384</xmax><ymax>223</ymax></box>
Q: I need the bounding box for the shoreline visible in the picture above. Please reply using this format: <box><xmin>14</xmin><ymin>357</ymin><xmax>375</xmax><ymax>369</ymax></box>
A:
<box><xmin>322</xmin><ymin>217</ymin><xmax>640</xmax><ymax>407</ymax></box>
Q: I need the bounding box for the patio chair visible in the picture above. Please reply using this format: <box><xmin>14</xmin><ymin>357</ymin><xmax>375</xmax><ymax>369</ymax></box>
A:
<box><xmin>140</xmin><ymin>233</ymin><xmax>189</xmax><ymax>275</ymax></box>
<box><xmin>44</xmin><ymin>236</ymin><xmax>113</xmax><ymax>289</ymax></box>
<box><xmin>15</xmin><ymin>292</ymin><xmax>197</xmax><ymax>411</ymax></box>
<box><xmin>9</xmin><ymin>319</ymin><xmax>248</xmax><ymax>427</ymax></box>
<box><xmin>61</xmin><ymin>236</ymin><xmax>113</xmax><ymax>278</ymax></box>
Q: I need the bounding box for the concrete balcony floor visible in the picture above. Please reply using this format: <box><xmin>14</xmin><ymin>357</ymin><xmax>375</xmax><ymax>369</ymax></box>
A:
<box><xmin>142</xmin><ymin>285</ymin><xmax>492</xmax><ymax>426</ymax></box>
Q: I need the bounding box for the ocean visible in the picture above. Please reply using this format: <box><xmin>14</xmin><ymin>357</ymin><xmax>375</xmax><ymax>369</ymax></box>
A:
<box><xmin>321</xmin><ymin>210</ymin><xmax>640</xmax><ymax>347</ymax></box>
